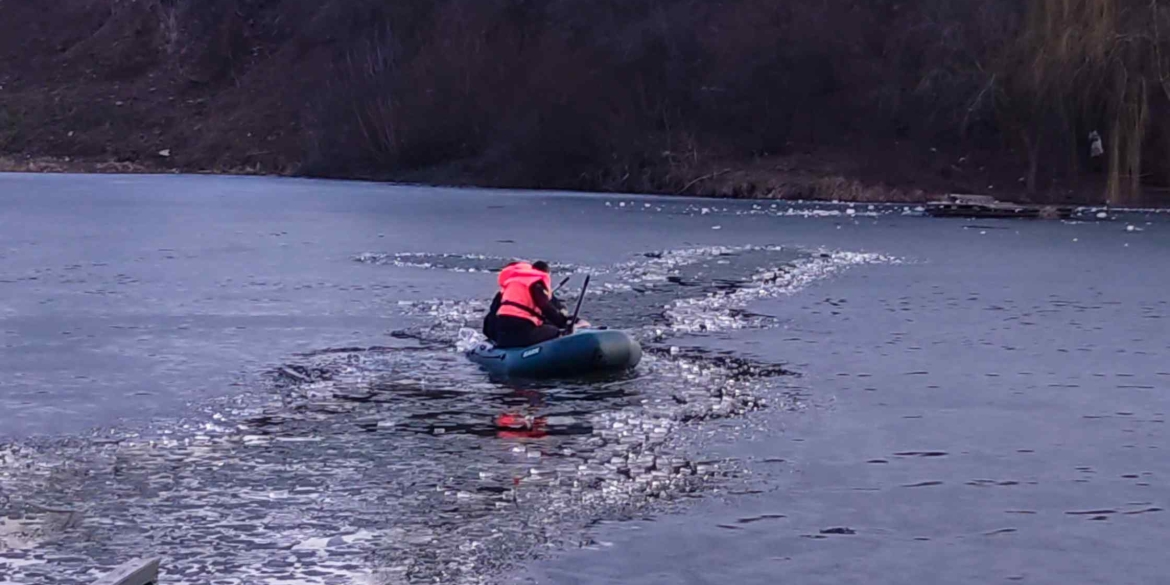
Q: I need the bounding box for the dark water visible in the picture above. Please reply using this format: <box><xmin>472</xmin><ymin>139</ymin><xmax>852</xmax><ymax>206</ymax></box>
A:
<box><xmin>1</xmin><ymin>173</ymin><xmax>1168</xmax><ymax>584</ymax></box>
<box><xmin>518</xmin><ymin>205</ymin><xmax>1170</xmax><ymax>585</ymax></box>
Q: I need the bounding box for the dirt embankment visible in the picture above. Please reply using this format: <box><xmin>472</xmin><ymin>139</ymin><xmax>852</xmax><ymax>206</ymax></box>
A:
<box><xmin>0</xmin><ymin>0</ymin><xmax>1160</xmax><ymax>206</ymax></box>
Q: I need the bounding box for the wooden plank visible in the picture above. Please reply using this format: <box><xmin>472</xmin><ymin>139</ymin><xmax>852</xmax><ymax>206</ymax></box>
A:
<box><xmin>92</xmin><ymin>558</ymin><xmax>161</xmax><ymax>585</ymax></box>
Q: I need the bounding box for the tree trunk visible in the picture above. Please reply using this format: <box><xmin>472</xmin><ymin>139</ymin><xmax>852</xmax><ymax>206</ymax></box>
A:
<box><xmin>1023</xmin><ymin>129</ymin><xmax>1042</xmax><ymax>194</ymax></box>
<box><xmin>1107</xmin><ymin>116</ymin><xmax>1123</xmax><ymax>205</ymax></box>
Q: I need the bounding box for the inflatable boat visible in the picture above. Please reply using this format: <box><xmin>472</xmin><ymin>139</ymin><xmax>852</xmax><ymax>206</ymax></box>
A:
<box><xmin>467</xmin><ymin>329</ymin><xmax>642</xmax><ymax>379</ymax></box>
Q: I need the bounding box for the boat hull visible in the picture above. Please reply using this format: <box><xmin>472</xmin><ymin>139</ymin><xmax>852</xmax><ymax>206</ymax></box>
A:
<box><xmin>467</xmin><ymin>329</ymin><xmax>642</xmax><ymax>379</ymax></box>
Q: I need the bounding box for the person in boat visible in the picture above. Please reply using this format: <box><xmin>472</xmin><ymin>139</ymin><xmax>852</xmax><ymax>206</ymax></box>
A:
<box><xmin>482</xmin><ymin>260</ymin><xmax>573</xmax><ymax>348</ymax></box>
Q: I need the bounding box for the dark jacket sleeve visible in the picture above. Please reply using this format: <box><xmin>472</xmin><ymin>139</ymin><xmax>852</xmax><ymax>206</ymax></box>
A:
<box><xmin>483</xmin><ymin>292</ymin><xmax>502</xmax><ymax>337</ymax></box>
<box><xmin>530</xmin><ymin>281</ymin><xmax>568</xmax><ymax>328</ymax></box>
<box><xmin>488</xmin><ymin>292</ymin><xmax>502</xmax><ymax>315</ymax></box>
<box><xmin>550</xmin><ymin>294</ymin><xmax>567</xmax><ymax>313</ymax></box>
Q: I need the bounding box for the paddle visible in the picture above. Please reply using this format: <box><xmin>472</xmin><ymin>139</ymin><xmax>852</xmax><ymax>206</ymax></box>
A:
<box><xmin>552</xmin><ymin>275</ymin><xmax>572</xmax><ymax>294</ymax></box>
<box><xmin>565</xmin><ymin>273</ymin><xmax>590</xmax><ymax>335</ymax></box>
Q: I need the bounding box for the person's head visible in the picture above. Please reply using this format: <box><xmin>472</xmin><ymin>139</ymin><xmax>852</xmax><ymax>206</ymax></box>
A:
<box><xmin>532</xmin><ymin>260</ymin><xmax>550</xmax><ymax>273</ymax></box>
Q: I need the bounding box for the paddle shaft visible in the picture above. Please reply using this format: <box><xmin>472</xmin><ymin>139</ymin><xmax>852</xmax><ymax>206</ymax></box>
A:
<box><xmin>567</xmin><ymin>274</ymin><xmax>590</xmax><ymax>333</ymax></box>
<box><xmin>553</xmin><ymin>276</ymin><xmax>571</xmax><ymax>293</ymax></box>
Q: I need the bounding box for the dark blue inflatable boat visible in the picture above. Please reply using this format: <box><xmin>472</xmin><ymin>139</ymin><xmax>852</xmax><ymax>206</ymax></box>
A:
<box><xmin>467</xmin><ymin>329</ymin><xmax>642</xmax><ymax>379</ymax></box>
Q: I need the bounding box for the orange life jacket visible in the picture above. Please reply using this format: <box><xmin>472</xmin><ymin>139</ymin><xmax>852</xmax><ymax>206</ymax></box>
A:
<box><xmin>496</xmin><ymin>262</ymin><xmax>551</xmax><ymax>325</ymax></box>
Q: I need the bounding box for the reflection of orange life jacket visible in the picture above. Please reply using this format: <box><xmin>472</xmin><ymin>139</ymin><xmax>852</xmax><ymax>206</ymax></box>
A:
<box><xmin>496</xmin><ymin>413</ymin><xmax>548</xmax><ymax>439</ymax></box>
<box><xmin>496</xmin><ymin>263</ymin><xmax>551</xmax><ymax>325</ymax></box>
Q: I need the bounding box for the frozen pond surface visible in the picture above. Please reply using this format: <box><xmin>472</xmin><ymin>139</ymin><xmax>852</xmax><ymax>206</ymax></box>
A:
<box><xmin>1</xmin><ymin>173</ymin><xmax>1167</xmax><ymax>584</ymax></box>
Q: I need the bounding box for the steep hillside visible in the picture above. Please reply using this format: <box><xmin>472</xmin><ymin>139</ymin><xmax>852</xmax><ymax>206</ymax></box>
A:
<box><xmin>2</xmin><ymin>0</ymin><xmax>1168</xmax><ymax>205</ymax></box>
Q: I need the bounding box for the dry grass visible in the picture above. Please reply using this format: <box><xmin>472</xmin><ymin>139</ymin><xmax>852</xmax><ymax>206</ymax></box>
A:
<box><xmin>0</xmin><ymin>155</ymin><xmax>283</xmax><ymax>178</ymax></box>
<box><xmin>668</xmin><ymin>165</ymin><xmax>930</xmax><ymax>203</ymax></box>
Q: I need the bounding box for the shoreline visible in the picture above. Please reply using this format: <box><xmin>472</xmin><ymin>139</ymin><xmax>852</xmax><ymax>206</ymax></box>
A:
<box><xmin>3</xmin><ymin>154</ymin><xmax>1164</xmax><ymax>210</ymax></box>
